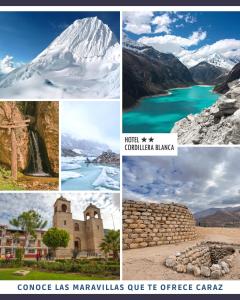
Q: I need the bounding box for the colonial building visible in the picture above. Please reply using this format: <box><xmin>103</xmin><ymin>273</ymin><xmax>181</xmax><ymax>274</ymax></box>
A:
<box><xmin>0</xmin><ymin>196</ymin><xmax>105</xmax><ymax>259</ymax></box>
<box><xmin>0</xmin><ymin>225</ymin><xmax>47</xmax><ymax>258</ymax></box>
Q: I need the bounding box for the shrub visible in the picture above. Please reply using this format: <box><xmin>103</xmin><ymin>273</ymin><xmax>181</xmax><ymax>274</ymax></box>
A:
<box><xmin>15</xmin><ymin>248</ymin><xmax>24</xmax><ymax>262</ymax></box>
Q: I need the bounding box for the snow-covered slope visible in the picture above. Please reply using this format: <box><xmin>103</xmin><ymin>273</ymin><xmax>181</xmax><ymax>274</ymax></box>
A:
<box><xmin>0</xmin><ymin>17</ymin><xmax>120</xmax><ymax>99</ymax></box>
<box><xmin>206</xmin><ymin>53</ymin><xmax>238</xmax><ymax>71</ymax></box>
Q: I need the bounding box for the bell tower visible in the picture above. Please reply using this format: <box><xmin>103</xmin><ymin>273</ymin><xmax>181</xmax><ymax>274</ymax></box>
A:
<box><xmin>53</xmin><ymin>196</ymin><xmax>73</xmax><ymax>258</ymax></box>
<box><xmin>84</xmin><ymin>203</ymin><xmax>104</xmax><ymax>254</ymax></box>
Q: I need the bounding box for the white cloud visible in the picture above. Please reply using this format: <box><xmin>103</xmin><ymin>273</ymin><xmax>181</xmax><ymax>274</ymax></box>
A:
<box><xmin>123</xmin><ymin>11</ymin><xmax>154</xmax><ymax>34</ymax></box>
<box><xmin>180</xmin><ymin>39</ymin><xmax>240</xmax><ymax>67</ymax></box>
<box><xmin>138</xmin><ymin>29</ymin><xmax>207</xmax><ymax>56</ymax></box>
<box><xmin>0</xmin><ymin>55</ymin><xmax>15</xmax><ymax>74</ymax></box>
<box><xmin>152</xmin><ymin>13</ymin><xmax>172</xmax><ymax>34</ymax></box>
<box><xmin>0</xmin><ymin>193</ymin><xmax>120</xmax><ymax>230</ymax></box>
<box><xmin>184</xmin><ymin>13</ymin><xmax>197</xmax><ymax>24</ymax></box>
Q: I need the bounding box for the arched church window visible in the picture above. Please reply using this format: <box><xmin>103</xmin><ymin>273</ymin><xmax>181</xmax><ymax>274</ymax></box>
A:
<box><xmin>94</xmin><ymin>211</ymin><xmax>99</xmax><ymax>218</ymax></box>
<box><xmin>62</xmin><ymin>204</ymin><xmax>67</xmax><ymax>212</ymax></box>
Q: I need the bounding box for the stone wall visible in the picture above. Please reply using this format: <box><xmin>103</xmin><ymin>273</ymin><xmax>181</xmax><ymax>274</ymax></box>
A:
<box><xmin>123</xmin><ymin>200</ymin><xmax>197</xmax><ymax>250</ymax></box>
<box><xmin>165</xmin><ymin>241</ymin><xmax>239</xmax><ymax>279</ymax></box>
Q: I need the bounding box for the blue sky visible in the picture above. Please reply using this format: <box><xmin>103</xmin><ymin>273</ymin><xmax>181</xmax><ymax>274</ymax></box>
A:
<box><xmin>123</xmin><ymin>148</ymin><xmax>240</xmax><ymax>213</ymax></box>
<box><xmin>0</xmin><ymin>193</ymin><xmax>120</xmax><ymax>230</ymax></box>
<box><xmin>123</xmin><ymin>12</ymin><xmax>240</xmax><ymax>67</ymax></box>
<box><xmin>61</xmin><ymin>101</ymin><xmax>120</xmax><ymax>152</ymax></box>
<box><xmin>0</xmin><ymin>12</ymin><xmax>120</xmax><ymax>63</ymax></box>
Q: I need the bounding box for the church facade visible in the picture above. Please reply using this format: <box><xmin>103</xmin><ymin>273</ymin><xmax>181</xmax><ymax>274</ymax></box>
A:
<box><xmin>53</xmin><ymin>196</ymin><xmax>105</xmax><ymax>258</ymax></box>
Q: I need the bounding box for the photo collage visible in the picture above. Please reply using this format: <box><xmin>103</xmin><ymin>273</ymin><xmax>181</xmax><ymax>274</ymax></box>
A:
<box><xmin>0</xmin><ymin>10</ymin><xmax>240</xmax><ymax>281</ymax></box>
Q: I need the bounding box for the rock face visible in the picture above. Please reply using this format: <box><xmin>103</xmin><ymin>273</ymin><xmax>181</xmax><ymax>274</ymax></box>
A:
<box><xmin>0</xmin><ymin>102</ymin><xmax>29</xmax><ymax>170</ymax></box>
<box><xmin>190</xmin><ymin>61</ymin><xmax>227</xmax><ymax>85</ymax></box>
<box><xmin>62</xmin><ymin>133</ymin><xmax>109</xmax><ymax>157</ymax></box>
<box><xmin>123</xmin><ymin>200</ymin><xmax>196</xmax><ymax>250</ymax></box>
<box><xmin>165</xmin><ymin>241</ymin><xmax>238</xmax><ymax>279</ymax></box>
<box><xmin>214</xmin><ymin>63</ymin><xmax>240</xmax><ymax>94</ymax></box>
<box><xmin>0</xmin><ymin>101</ymin><xmax>59</xmax><ymax>175</ymax></box>
<box><xmin>123</xmin><ymin>37</ymin><xmax>195</xmax><ymax>109</ymax></box>
<box><xmin>171</xmin><ymin>80</ymin><xmax>240</xmax><ymax>144</ymax></box>
<box><xmin>62</xmin><ymin>148</ymin><xmax>80</xmax><ymax>157</ymax></box>
<box><xmin>92</xmin><ymin>150</ymin><xmax>120</xmax><ymax>164</ymax></box>
<box><xmin>36</xmin><ymin>101</ymin><xmax>59</xmax><ymax>175</ymax></box>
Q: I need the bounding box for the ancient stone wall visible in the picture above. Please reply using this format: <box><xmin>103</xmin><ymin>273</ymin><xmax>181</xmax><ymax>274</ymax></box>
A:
<box><xmin>123</xmin><ymin>200</ymin><xmax>197</xmax><ymax>250</ymax></box>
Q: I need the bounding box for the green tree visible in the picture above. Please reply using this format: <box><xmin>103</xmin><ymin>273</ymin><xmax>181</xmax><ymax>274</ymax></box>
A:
<box><xmin>10</xmin><ymin>210</ymin><xmax>47</xmax><ymax>252</ymax></box>
<box><xmin>43</xmin><ymin>228</ymin><xmax>70</xmax><ymax>257</ymax></box>
<box><xmin>100</xmin><ymin>230</ymin><xmax>120</xmax><ymax>260</ymax></box>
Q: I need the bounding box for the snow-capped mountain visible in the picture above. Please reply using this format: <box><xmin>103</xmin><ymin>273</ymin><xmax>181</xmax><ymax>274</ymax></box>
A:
<box><xmin>205</xmin><ymin>53</ymin><xmax>238</xmax><ymax>70</ymax></box>
<box><xmin>0</xmin><ymin>17</ymin><xmax>120</xmax><ymax>99</ymax></box>
<box><xmin>61</xmin><ymin>133</ymin><xmax>110</xmax><ymax>157</ymax></box>
<box><xmin>123</xmin><ymin>33</ymin><xmax>151</xmax><ymax>53</ymax></box>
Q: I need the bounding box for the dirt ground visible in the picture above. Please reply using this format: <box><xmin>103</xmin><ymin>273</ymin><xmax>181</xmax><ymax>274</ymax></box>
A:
<box><xmin>123</xmin><ymin>227</ymin><xmax>240</xmax><ymax>280</ymax></box>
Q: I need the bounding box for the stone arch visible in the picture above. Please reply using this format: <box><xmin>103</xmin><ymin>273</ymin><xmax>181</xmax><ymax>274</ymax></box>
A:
<box><xmin>61</xmin><ymin>204</ymin><xmax>67</xmax><ymax>212</ymax></box>
<box><xmin>86</xmin><ymin>212</ymin><xmax>90</xmax><ymax>220</ymax></box>
<box><xmin>94</xmin><ymin>211</ymin><xmax>99</xmax><ymax>218</ymax></box>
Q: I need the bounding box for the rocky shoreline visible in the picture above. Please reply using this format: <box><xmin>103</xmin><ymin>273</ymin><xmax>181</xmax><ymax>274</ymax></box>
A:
<box><xmin>171</xmin><ymin>79</ymin><xmax>240</xmax><ymax>144</ymax></box>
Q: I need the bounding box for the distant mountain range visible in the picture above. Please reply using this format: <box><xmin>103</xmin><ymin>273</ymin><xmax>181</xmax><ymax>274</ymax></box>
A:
<box><xmin>194</xmin><ymin>206</ymin><xmax>240</xmax><ymax>227</ymax></box>
<box><xmin>61</xmin><ymin>133</ymin><xmax>110</xmax><ymax>157</ymax></box>
<box><xmin>123</xmin><ymin>35</ymin><xmax>240</xmax><ymax>109</ymax></box>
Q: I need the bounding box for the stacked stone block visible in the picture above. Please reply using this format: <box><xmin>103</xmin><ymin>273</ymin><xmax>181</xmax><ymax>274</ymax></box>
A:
<box><xmin>123</xmin><ymin>200</ymin><xmax>197</xmax><ymax>250</ymax></box>
<box><xmin>165</xmin><ymin>241</ymin><xmax>239</xmax><ymax>279</ymax></box>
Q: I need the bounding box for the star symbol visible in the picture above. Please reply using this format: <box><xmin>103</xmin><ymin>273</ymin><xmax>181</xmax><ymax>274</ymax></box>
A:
<box><xmin>142</xmin><ymin>137</ymin><xmax>147</xmax><ymax>142</ymax></box>
<box><xmin>149</xmin><ymin>137</ymin><xmax>154</xmax><ymax>142</ymax></box>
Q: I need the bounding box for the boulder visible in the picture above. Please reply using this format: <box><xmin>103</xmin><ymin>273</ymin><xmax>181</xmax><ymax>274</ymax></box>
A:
<box><xmin>165</xmin><ymin>256</ymin><xmax>177</xmax><ymax>268</ymax></box>
<box><xmin>200</xmin><ymin>266</ymin><xmax>211</xmax><ymax>277</ymax></box>
<box><xmin>193</xmin><ymin>266</ymin><xmax>201</xmax><ymax>277</ymax></box>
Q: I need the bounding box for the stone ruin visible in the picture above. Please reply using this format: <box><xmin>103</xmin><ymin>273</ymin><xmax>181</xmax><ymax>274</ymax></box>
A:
<box><xmin>165</xmin><ymin>241</ymin><xmax>240</xmax><ymax>279</ymax></box>
<box><xmin>123</xmin><ymin>200</ymin><xmax>197</xmax><ymax>250</ymax></box>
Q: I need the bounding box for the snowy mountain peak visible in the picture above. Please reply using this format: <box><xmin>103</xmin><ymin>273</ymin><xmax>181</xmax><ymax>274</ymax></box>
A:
<box><xmin>33</xmin><ymin>17</ymin><xmax>118</xmax><ymax>66</ymax></box>
<box><xmin>0</xmin><ymin>17</ymin><xmax>120</xmax><ymax>99</ymax></box>
<box><xmin>206</xmin><ymin>53</ymin><xmax>236</xmax><ymax>70</ymax></box>
<box><xmin>123</xmin><ymin>34</ymin><xmax>150</xmax><ymax>53</ymax></box>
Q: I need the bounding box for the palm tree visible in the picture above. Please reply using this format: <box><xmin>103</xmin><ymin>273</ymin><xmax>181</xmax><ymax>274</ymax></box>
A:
<box><xmin>10</xmin><ymin>210</ymin><xmax>47</xmax><ymax>256</ymax></box>
<box><xmin>100</xmin><ymin>230</ymin><xmax>120</xmax><ymax>260</ymax></box>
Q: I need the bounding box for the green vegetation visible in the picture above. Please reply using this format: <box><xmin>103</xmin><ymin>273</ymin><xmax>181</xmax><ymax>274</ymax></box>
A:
<box><xmin>10</xmin><ymin>210</ymin><xmax>47</xmax><ymax>247</ymax></box>
<box><xmin>43</xmin><ymin>228</ymin><xmax>70</xmax><ymax>255</ymax></box>
<box><xmin>100</xmin><ymin>230</ymin><xmax>120</xmax><ymax>260</ymax></box>
<box><xmin>0</xmin><ymin>268</ymin><xmax>111</xmax><ymax>280</ymax></box>
<box><xmin>0</xmin><ymin>166</ymin><xmax>23</xmax><ymax>190</ymax></box>
<box><xmin>15</xmin><ymin>248</ymin><xmax>24</xmax><ymax>262</ymax></box>
<box><xmin>0</xmin><ymin>258</ymin><xmax>120</xmax><ymax>278</ymax></box>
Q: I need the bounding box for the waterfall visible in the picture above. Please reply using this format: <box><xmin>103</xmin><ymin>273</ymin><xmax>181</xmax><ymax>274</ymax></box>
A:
<box><xmin>25</xmin><ymin>130</ymin><xmax>50</xmax><ymax>177</ymax></box>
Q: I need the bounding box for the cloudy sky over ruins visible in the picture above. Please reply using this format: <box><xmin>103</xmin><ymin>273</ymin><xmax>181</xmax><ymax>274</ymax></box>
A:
<box><xmin>123</xmin><ymin>148</ymin><xmax>240</xmax><ymax>213</ymax></box>
<box><xmin>123</xmin><ymin>12</ymin><xmax>240</xmax><ymax>67</ymax></box>
<box><xmin>0</xmin><ymin>193</ymin><xmax>120</xmax><ymax>230</ymax></box>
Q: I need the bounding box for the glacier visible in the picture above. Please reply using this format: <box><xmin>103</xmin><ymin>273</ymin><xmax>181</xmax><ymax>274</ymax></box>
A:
<box><xmin>0</xmin><ymin>17</ymin><xmax>120</xmax><ymax>99</ymax></box>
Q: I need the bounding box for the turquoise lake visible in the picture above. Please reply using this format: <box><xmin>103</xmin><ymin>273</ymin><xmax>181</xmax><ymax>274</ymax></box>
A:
<box><xmin>123</xmin><ymin>86</ymin><xmax>219</xmax><ymax>133</ymax></box>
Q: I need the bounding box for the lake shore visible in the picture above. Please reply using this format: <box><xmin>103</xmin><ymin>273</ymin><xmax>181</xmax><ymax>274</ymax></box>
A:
<box><xmin>123</xmin><ymin>85</ymin><xmax>219</xmax><ymax>133</ymax></box>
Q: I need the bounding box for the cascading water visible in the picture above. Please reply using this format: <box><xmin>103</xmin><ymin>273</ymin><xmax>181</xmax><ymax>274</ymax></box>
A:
<box><xmin>25</xmin><ymin>129</ymin><xmax>50</xmax><ymax>177</ymax></box>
